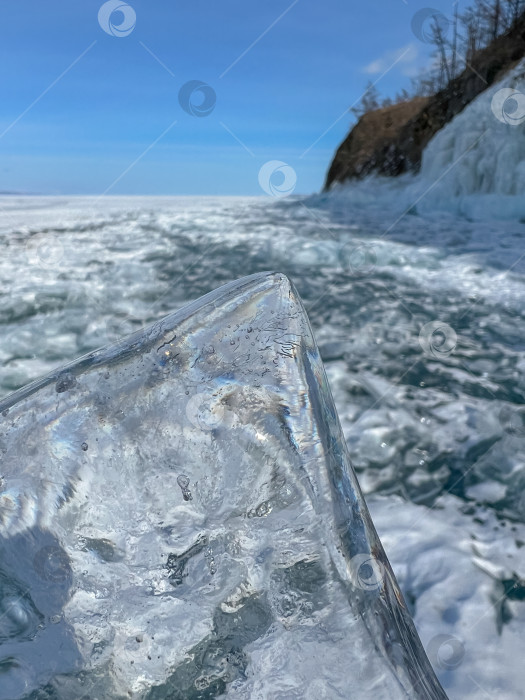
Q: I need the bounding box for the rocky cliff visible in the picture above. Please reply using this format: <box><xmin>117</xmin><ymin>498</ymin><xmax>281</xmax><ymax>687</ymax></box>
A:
<box><xmin>324</xmin><ymin>15</ymin><xmax>525</xmax><ymax>190</ymax></box>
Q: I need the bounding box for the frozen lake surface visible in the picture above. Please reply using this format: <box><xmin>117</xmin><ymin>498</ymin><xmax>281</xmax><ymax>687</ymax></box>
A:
<box><xmin>0</xmin><ymin>192</ymin><xmax>524</xmax><ymax>698</ymax></box>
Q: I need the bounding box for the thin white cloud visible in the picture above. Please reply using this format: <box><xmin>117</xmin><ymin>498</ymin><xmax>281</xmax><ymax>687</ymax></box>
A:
<box><xmin>363</xmin><ymin>43</ymin><xmax>420</xmax><ymax>77</ymax></box>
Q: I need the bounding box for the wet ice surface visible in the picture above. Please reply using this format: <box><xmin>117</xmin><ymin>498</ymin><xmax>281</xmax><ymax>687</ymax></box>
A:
<box><xmin>0</xmin><ymin>272</ymin><xmax>446</xmax><ymax>700</ymax></box>
<box><xmin>0</xmin><ymin>194</ymin><xmax>524</xmax><ymax>698</ymax></box>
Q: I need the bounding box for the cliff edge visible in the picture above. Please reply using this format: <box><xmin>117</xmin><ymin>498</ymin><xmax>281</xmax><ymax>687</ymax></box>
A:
<box><xmin>324</xmin><ymin>15</ymin><xmax>525</xmax><ymax>190</ymax></box>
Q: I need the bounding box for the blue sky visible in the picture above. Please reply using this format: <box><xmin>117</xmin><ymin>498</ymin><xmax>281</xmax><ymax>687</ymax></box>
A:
<box><xmin>0</xmin><ymin>0</ymin><xmax>463</xmax><ymax>195</ymax></box>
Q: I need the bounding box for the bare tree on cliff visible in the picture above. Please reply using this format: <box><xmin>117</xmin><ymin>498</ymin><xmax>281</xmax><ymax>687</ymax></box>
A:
<box><xmin>395</xmin><ymin>88</ymin><xmax>411</xmax><ymax>104</ymax></box>
<box><xmin>430</xmin><ymin>16</ymin><xmax>452</xmax><ymax>89</ymax></box>
<box><xmin>353</xmin><ymin>0</ymin><xmax>525</xmax><ymax>114</ymax></box>
<box><xmin>461</xmin><ymin>6</ymin><xmax>483</xmax><ymax>64</ymax></box>
<box><xmin>351</xmin><ymin>82</ymin><xmax>381</xmax><ymax>119</ymax></box>
<box><xmin>450</xmin><ymin>3</ymin><xmax>460</xmax><ymax>79</ymax></box>
<box><xmin>460</xmin><ymin>0</ymin><xmax>524</xmax><ymax>61</ymax></box>
<box><xmin>476</xmin><ymin>0</ymin><xmax>504</xmax><ymax>39</ymax></box>
<box><xmin>410</xmin><ymin>73</ymin><xmax>440</xmax><ymax>97</ymax></box>
<box><xmin>502</xmin><ymin>0</ymin><xmax>525</xmax><ymax>27</ymax></box>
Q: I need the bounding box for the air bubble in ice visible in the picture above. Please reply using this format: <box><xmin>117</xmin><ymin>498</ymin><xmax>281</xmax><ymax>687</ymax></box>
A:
<box><xmin>177</xmin><ymin>474</ymin><xmax>192</xmax><ymax>501</ymax></box>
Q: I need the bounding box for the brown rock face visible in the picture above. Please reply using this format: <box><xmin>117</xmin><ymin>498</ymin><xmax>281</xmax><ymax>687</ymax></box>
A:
<box><xmin>324</xmin><ymin>98</ymin><xmax>429</xmax><ymax>185</ymax></box>
<box><xmin>324</xmin><ymin>16</ymin><xmax>525</xmax><ymax>190</ymax></box>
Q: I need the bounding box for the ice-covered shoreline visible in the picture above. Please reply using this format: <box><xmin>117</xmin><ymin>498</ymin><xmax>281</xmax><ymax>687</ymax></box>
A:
<box><xmin>326</xmin><ymin>58</ymin><xmax>525</xmax><ymax>221</ymax></box>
